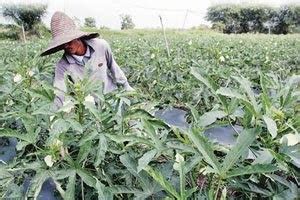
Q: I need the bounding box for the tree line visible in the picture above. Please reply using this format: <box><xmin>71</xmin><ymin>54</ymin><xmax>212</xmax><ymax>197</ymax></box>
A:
<box><xmin>0</xmin><ymin>4</ymin><xmax>135</xmax><ymax>35</ymax></box>
<box><xmin>1</xmin><ymin>3</ymin><xmax>299</xmax><ymax>38</ymax></box>
<box><xmin>206</xmin><ymin>4</ymin><xmax>300</xmax><ymax>34</ymax></box>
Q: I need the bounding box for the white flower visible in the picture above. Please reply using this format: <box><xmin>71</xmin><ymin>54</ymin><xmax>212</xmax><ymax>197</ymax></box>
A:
<box><xmin>150</xmin><ymin>53</ymin><xmax>155</xmax><ymax>59</ymax></box>
<box><xmin>53</xmin><ymin>139</ymin><xmax>63</xmax><ymax>147</ymax></box>
<box><xmin>44</xmin><ymin>155</ymin><xmax>54</xmax><ymax>167</ymax></box>
<box><xmin>13</xmin><ymin>74</ymin><xmax>22</xmax><ymax>83</ymax></box>
<box><xmin>50</xmin><ymin>115</ymin><xmax>55</xmax><ymax>122</ymax></box>
<box><xmin>6</xmin><ymin>99</ymin><xmax>14</xmax><ymax>106</ymax></box>
<box><xmin>61</xmin><ymin>100</ymin><xmax>74</xmax><ymax>113</ymax></box>
<box><xmin>173</xmin><ymin>153</ymin><xmax>184</xmax><ymax>171</ymax></box>
<box><xmin>280</xmin><ymin>133</ymin><xmax>300</xmax><ymax>146</ymax></box>
<box><xmin>84</xmin><ymin>94</ymin><xmax>95</xmax><ymax>105</ymax></box>
<box><xmin>175</xmin><ymin>153</ymin><xmax>184</xmax><ymax>163</ymax></box>
<box><xmin>27</xmin><ymin>70</ymin><xmax>35</xmax><ymax>77</ymax></box>
<box><xmin>219</xmin><ymin>56</ymin><xmax>225</xmax><ymax>62</ymax></box>
<box><xmin>188</xmin><ymin>40</ymin><xmax>193</xmax><ymax>45</ymax></box>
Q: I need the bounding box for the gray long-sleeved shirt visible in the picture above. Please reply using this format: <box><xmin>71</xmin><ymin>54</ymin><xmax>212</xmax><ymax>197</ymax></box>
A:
<box><xmin>53</xmin><ymin>38</ymin><xmax>133</xmax><ymax>108</ymax></box>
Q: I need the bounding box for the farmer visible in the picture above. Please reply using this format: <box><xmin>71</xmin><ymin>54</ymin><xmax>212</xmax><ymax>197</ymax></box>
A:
<box><xmin>41</xmin><ymin>11</ymin><xmax>133</xmax><ymax>108</ymax></box>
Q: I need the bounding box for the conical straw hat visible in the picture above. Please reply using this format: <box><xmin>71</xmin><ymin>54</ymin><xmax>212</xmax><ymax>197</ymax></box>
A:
<box><xmin>41</xmin><ymin>11</ymin><xmax>99</xmax><ymax>56</ymax></box>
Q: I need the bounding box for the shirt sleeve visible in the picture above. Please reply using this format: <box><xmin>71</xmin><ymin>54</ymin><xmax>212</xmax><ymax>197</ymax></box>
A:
<box><xmin>104</xmin><ymin>41</ymin><xmax>134</xmax><ymax>91</ymax></box>
<box><xmin>53</xmin><ymin>62</ymin><xmax>68</xmax><ymax>109</ymax></box>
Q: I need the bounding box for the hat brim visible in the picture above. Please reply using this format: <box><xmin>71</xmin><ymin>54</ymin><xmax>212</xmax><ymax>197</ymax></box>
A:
<box><xmin>40</xmin><ymin>32</ymin><xmax>99</xmax><ymax>56</ymax></box>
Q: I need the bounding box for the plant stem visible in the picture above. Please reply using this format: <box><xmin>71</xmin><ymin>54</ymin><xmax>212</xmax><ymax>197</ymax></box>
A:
<box><xmin>214</xmin><ymin>178</ymin><xmax>221</xmax><ymax>200</ymax></box>
<box><xmin>81</xmin><ymin>179</ymin><xmax>85</xmax><ymax>200</ymax></box>
<box><xmin>78</xmin><ymin>103</ymin><xmax>84</xmax><ymax>124</ymax></box>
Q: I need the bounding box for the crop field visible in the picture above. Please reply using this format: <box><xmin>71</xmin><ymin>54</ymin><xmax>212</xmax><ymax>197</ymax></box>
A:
<box><xmin>0</xmin><ymin>30</ymin><xmax>299</xmax><ymax>199</ymax></box>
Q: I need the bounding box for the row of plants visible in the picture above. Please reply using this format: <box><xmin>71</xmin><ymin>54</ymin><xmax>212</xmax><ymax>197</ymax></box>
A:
<box><xmin>0</xmin><ymin>31</ymin><xmax>299</xmax><ymax>199</ymax></box>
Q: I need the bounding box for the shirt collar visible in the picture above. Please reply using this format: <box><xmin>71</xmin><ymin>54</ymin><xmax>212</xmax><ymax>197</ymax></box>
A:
<box><xmin>64</xmin><ymin>40</ymin><xmax>95</xmax><ymax>65</ymax></box>
<box><xmin>72</xmin><ymin>45</ymin><xmax>90</xmax><ymax>63</ymax></box>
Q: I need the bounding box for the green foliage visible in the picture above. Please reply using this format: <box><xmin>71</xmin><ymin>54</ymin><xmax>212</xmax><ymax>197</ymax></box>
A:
<box><xmin>84</xmin><ymin>17</ymin><xmax>96</xmax><ymax>28</ymax></box>
<box><xmin>206</xmin><ymin>4</ymin><xmax>300</xmax><ymax>34</ymax></box>
<box><xmin>0</xmin><ymin>24</ymin><xmax>20</xmax><ymax>40</ymax></box>
<box><xmin>1</xmin><ymin>3</ymin><xmax>47</xmax><ymax>31</ymax></box>
<box><xmin>0</xmin><ymin>30</ymin><xmax>299</xmax><ymax>199</ymax></box>
<box><xmin>120</xmin><ymin>14</ymin><xmax>135</xmax><ymax>30</ymax></box>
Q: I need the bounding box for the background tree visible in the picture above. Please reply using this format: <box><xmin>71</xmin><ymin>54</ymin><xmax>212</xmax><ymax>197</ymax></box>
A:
<box><xmin>84</xmin><ymin>17</ymin><xmax>96</xmax><ymax>28</ymax></box>
<box><xmin>120</xmin><ymin>14</ymin><xmax>135</xmax><ymax>30</ymax></box>
<box><xmin>1</xmin><ymin>3</ymin><xmax>47</xmax><ymax>31</ymax></box>
<box><xmin>206</xmin><ymin>4</ymin><xmax>300</xmax><ymax>34</ymax></box>
<box><xmin>239</xmin><ymin>6</ymin><xmax>271</xmax><ymax>33</ymax></box>
<box><xmin>206</xmin><ymin>5</ymin><xmax>242</xmax><ymax>33</ymax></box>
<box><xmin>270</xmin><ymin>5</ymin><xmax>300</xmax><ymax>34</ymax></box>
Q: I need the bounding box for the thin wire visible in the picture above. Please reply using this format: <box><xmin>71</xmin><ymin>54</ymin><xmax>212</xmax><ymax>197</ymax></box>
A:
<box><xmin>112</xmin><ymin>1</ymin><xmax>206</xmax><ymax>15</ymax></box>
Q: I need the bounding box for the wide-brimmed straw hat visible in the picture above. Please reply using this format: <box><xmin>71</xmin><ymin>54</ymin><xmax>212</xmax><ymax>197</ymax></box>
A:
<box><xmin>40</xmin><ymin>11</ymin><xmax>99</xmax><ymax>56</ymax></box>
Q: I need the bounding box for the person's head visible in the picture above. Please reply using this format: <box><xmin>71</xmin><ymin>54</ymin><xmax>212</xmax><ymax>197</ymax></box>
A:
<box><xmin>41</xmin><ymin>11</ymin><xmax>99</xmax><ymax>56</ymax></box>
<box><xmin>63</xmin><ymin>38</ymin><xmax>86</xmax><ymax>56</ymax></box>
<box><xmin>40</xmin><ymin>11</ymin><xmax>98</xmax><ymax>57</ymax></box>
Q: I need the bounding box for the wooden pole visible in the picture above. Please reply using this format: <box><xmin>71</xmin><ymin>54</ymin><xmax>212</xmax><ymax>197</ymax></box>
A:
<box><xmin>182</xmin><ymin>9</ymin><xmax>189</xmax><ymax>30</ymax></box>
<box><xmin>159</xmin><ymin>15</ymin><xmax>170</xmax><ymax>58</ymax></box>
<box><xmin>21</xmin><ymin>24</ymin><xmax>28</xmax><ymax>59</ymax></box>
<box><xmin>21</xmin><ymin>23</ymin><xmax>26</xmax><ymax>43</ymax></box>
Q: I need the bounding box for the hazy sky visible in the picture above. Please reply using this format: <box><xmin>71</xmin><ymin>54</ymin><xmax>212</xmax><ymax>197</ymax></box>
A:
<box><xmin>1</xmin><ymin>0</ymin><xmax>299</xmax><ymax>29</ymax></box>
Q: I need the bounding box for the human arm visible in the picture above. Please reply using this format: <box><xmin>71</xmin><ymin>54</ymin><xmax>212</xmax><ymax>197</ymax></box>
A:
<box><xmin>104</xmin><ymin>41</ymin><xmax>134</xmax><ymax>91</ymax></box>
<box><xmin>53</xmin><ymin>63</ymin><xmax>68</xmax><ymax>109</ymax></box>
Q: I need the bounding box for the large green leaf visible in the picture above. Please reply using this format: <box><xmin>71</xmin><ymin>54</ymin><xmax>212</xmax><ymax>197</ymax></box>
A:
<box><xmin>187</xmin><ymin>128</ymin><xmax>221</xmax><ymax>173</ymax></box>
<box><xmin>94</xmin><ymin>134</ymin><xmax>108</xmax><ymax>167</ymax></box>
<box><xmin>76</xmin><ymin>169</ymin><xmax>96</xmax><ymax>188</ymax></box>
<box><xmin>216</xmin><ymin>87</ymin><xmax>257</xmax><ymax>116</ymax></box>
<box><xmin>26</xmin><ymin>171</ymin><xmax>50</xmax><ymax>199</ymax></box>
<box><xmin>260</xmin><ymin>74</ymin><xmax>271</xmax><ymax>109</ymax></box>
<box><xmin>78</xmin><ymin>130</ymin><xmax>98</xmax><ymax>146</ymax></box>
<box><xmin>282</xmin><ymin>75</ymin><xmax>300</xmax><ymax>107</ymax></box>
<box><xmin>227</xmin><ymin>164</ymin><xmax>278</xmax><ymax>178</ymax></box>
<box><xmin>95</xmin><ymin>178</ymin><xmax>113</xmax><ymax>200</ymax></box>
<box><xmin>47</xmin><ymin>119</ymin><xmax>71</xmax><ymax>144</ymax></box>
<box><xmin>66</xmin><ymin>118</ymin><xmax>83</xmax><ymax>133</ymax></box>
<box><xmin>198</xmin><ymin>110</ymin><xmax>227</xmax><ymax>127</ymax></box>
<box><xmin>173</xmin><ymin>153</ymin><xmax>193</xmax><ymax>199</ymax></box>
<box><xmin>107</xmin><ymin>134</ymin><xmax>153</xmax><ymax>146</ymax></box>
<box><xmin>53</xmin><ymin>169</ymin><xmax>75</xmax><ymax>180</ymax></box>
<box><xmin>32</xmin><ymin>102</ymin><xmax>55</xmax><ymax>116</ymax></box>
<box><xmin>63</xmin><ymin>171</ymin><xmax>76</xmax><ymax>200</ymax></box>
<box><xmin>0</xmin><ymin>128</ymin><xmax>31</xmax><ymax>143</ymax></box>
<box><xmin>124</xmin><ymin>108</ymin><xmax>154</xmax><ymax>120</ymax></box>
<box><xmin>190</xmin><ymin>67</ymin><xmax>218</xmax><ymax>92</ymax></box>
<box><xmin>142</xmin><ymin>119</ymin><xmax>164</xmax><ymax>151</ymax></box>
<box><xmin>190</xmin><ymin>67</ymin><xmax>227</xmax><ymax>108</ymax></box>
<box><xmin>120</xmin><ymin>154</ymin><xmax>139</xmax><ymax>176</ymax></box>
<box><xmin>137</xmin><ymin>149</ymin><xmax>157</xmax><ymax>173</ymax></box>
<box><xmin>221</xmin><ymin>128</ymin><xmax>258</xmax><ymax>177</ymax></box>
<box><xmin>119</xmin><ymin>154</ymin><xmax>157</xmax><ymax>195</ymax></box>
<box><xmin>145</xmin><ymin>166</ymin><xmax>180</xmax><ymax>199</ymax></box>
<box><xmin>263</xmin><ymin>115</ymin><xmax>278</xmax><ymax>139</ymax></box>
<box><xmin>216</xmin><ymin>87</ymin><xmax>248</xmax><ymax>102</ymax></box>
<box><xmin>76</xmin><ymin>140</ymin><xmax>92</xmax><ymax>163</ymax></box>
<box><xmin>233</xmin><ymin>76</ymin><xmax>259</xmax><ymax>113</ymax></box>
